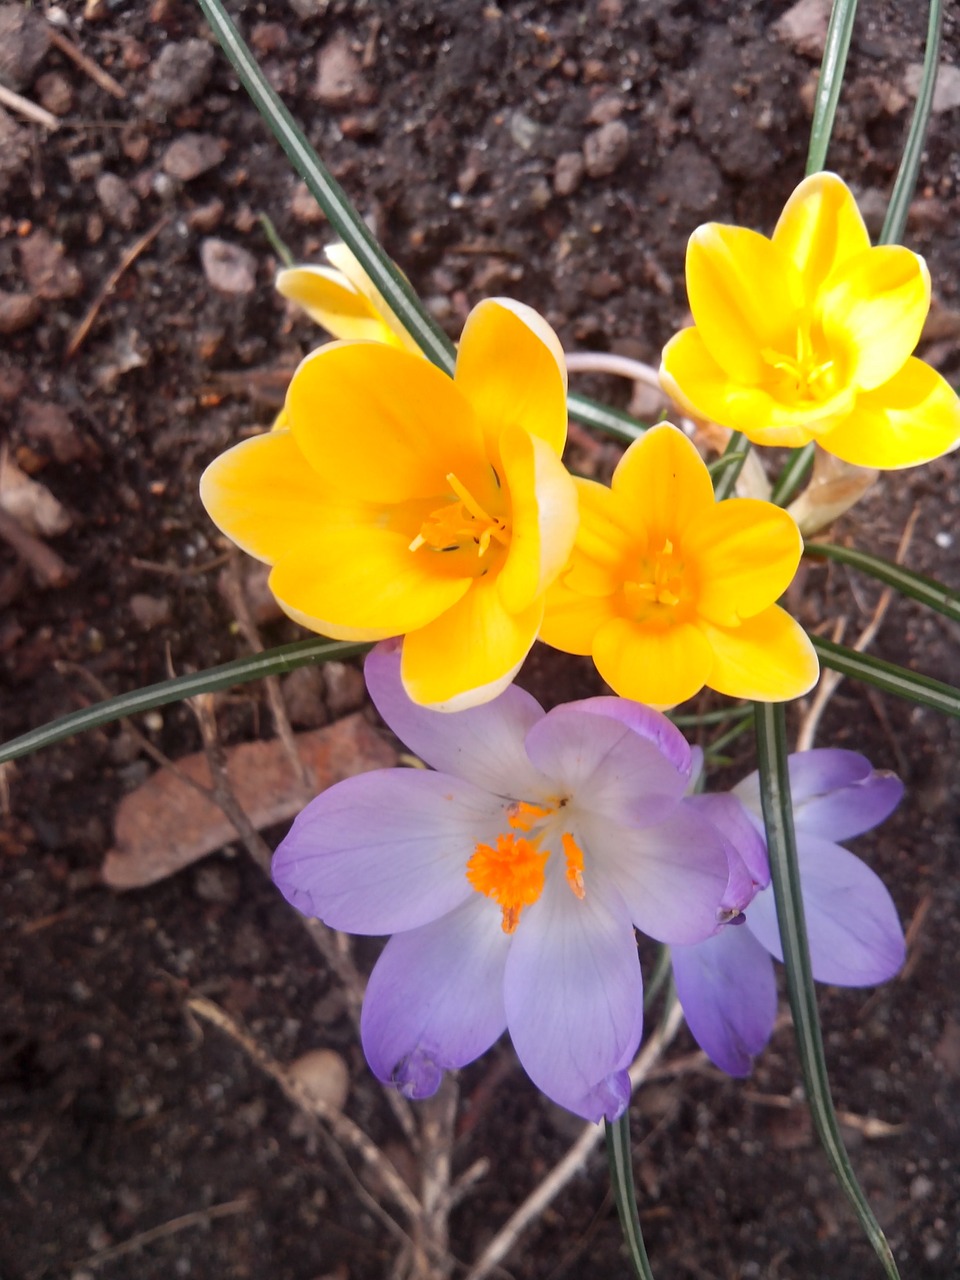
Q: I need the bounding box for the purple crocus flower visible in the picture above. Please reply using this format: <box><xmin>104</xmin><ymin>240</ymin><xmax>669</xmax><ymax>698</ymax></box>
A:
<box><xmin>672</xmin><ymin>749</ymin><xmax>906</xmax><ymax>1077</ymax></box>
<box><xmin>273</xmin><ymin>642</ymin><xmax>751</xmax><ymax>1123</ymax></box>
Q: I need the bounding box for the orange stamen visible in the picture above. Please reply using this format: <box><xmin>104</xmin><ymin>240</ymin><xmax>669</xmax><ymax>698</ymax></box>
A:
<box><xmin>466</xmin><ymin>833</ymin><xmax>548</xmax><ymax>934</ymax></box>
<box><xmin>409</xmin><ymin>471</ymin><xmax>509</xmax><ymax>557</ymax></box>
<box><xmin>507</xmin><ymin>800</ymin><xmax>554</xmax><ymax>832</ymax></box>
<box><xmin>562</xmin><ymin>832</ymin><xmax>586</xmax><ymax>899</ymax></box>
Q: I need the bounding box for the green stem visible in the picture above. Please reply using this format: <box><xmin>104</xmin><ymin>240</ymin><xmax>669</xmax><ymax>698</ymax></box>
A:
<box><xmin>605</xmin><ymin>1112</ymin><xmax>657</xmax><ymax>1280</ymax></box>
<box><xmin>806</xmin><ymin>0</ymin><xmax>860</xmax><ymax>174</ymax></box>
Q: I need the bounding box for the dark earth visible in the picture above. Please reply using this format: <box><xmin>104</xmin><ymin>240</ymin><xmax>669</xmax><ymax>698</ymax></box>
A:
<box><xmin>2</xmin><ymin>1</ymin><xmax>959</xmax><ymax>1278</ymax></box>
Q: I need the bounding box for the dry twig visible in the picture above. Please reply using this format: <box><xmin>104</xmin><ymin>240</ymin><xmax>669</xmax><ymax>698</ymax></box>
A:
<box><xmin>0</xmin><ymin>508</ymin><xmax>72</xmax><ymax>588</ymax></box>
<box><xmin>66</xmin><ymin>216</ymin><xmax>169</xmax><ymax>358</ymax></box>
<box><xmin>75</xmin><ymin>1196</ymin><xmax>253</xmax><ymax>1269</ymax></box>
<box><xmin>0</xmin><ymin>83</ymin><xmax>59</xmax><ymax>129</ymax></box>
<box><xmin>45</xmin><ymin>23</ymin><xmax>127</xmax><ymax>99</ymax></box>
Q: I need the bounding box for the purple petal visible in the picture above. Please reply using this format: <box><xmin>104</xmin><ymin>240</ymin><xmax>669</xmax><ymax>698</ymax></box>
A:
<box><xmin>361</xmin><ymin>896</ymin><xmax>510</xmax><ymax>1096</ymax></box>
<box><xmin>364</xmin><ymin>641</ymin><xmax>550</xmax><ymax>797</ymax></box>
<box><xmin>687</xmin><ymin>792</ymin><xmax>770</xmax><ymax>889</ymax></box>
<box><xmin>589</xmin><ymin>804</ymin><xmax>731</xmax><ymax>944</ymax></box>
<box><xmin>503</xmin><ymin>871</ymin><xmax>643</xmax><ymax>1122</ymax></box>
<box><xmin>745</xmin><ymin>835</ymin><xmax>906</xmax><ymax>986</ymax></box>
<box><xmin>671</xmin><ymin>925</ymin><xmax>777</xmax><ymax>1076</ymax></box>
<box><xmin>573</xmin><ymin>696</ymin><xmax>694</xmax><ymax>777</ymax></box>
<box><xmin>523</xmin><ymin>702</ymin><xmax>689</xmax><ymax>828</ymax></box>
<box><xmin>733</xmin><ymin>750</ymin><xmax>903</xmax><ymax>842</ymax></box>
<box><xmin>272</xmin><ymin>769</ymin><xmax>502</xmax><ymax>933</ymax></box>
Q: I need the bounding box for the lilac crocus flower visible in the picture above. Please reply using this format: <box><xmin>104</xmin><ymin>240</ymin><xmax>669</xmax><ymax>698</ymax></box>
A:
<box><xmin>671</xmin><ymin>749</ymin><xmax>906</xmax><ymax>1077</ymax></box>
<box><xmin>273</xmin><ymin>642</ymin><xmax>750</xmax><ymax>1123</ymax></box>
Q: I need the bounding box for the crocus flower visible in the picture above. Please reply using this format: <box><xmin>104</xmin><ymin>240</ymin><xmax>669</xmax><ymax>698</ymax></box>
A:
<box><xmin>275</xmin><ymin>241</ymin><xmax>421</xmax><ymax>352</ymax></box>
<box><xmin>200</xmin><ymin>297</ymin><xmax>578</xmax><ymax>710</ymax></box>
<box><xmin>660</xmin><ymin>171</ymin><xmax>960</xmax><ymax>469</ymax></box>
<box><xmin>671</xmin><ymin>749</ymin><xmax>906</xmax><ymax>1076</ymax></box>
<box><xmin>272</xmin><ymin>643</ymin><xmax>751</xmax><ymax>1123</ymax></box>
<box><xmin>539</xmin><ymin>423</ymin><xmax>819</xmax><ymax>708</ymax></box>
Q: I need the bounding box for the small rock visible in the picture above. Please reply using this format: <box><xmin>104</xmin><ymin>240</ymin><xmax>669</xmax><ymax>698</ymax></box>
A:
<box><xmin>583</xmin><ymin>120</ymin><xmax>630</xmax><ymax>178</ymax></box>
<box><xmin>289</xmin><ymin>180</ymin><xmax>325</xmax><ymax>224</ymax></box>
<box><xmin>314</xmin><ymin>32</ymin><xmax>367</xmax><ymax>107</ymax></box>
<box><xmin>129</xmin><ymin>593</ymin><xmax>172</xmax><ymax>630</ymax></box>
<box><xmin>554</xmin><ymin>150</ymin><xmax>584</xmax><ymax>196</ymax></box>
<box><xmin>772</xmin><ymin>0</ymin><xmax>832</xmax><ymax>60</ymax></box>
<box><xmin>95</xmin><ymin>172</ymin><xmax>140</xmax><ymax>229</ymax></box>
<box><xmin>0</xmin><ymin>107</ymin><xmax>30</xmax><ymax>197</ymax></box>
<box><xmin>0</xmin><ymin>453</ymin><xmax>72</xmax><ymax>538</ymax></box>
<box><xmin>509</xmin><ymin>110</ymin><xmax>540</xmax><ymax>151</ymax></box>
<box><xmin>144</xmin><ymin>38</ymin><xmax>215</xmax><ymax>112</ymax></box>
<box><xmin>19</xmin><ymin>229</ymin><xmax>84</xmax><ymax>301</ymax></box>
<box><xmin>162</xmin><ymin>132</ymin><xmax>225</xmax><ymax>182</ymax></box>
<box><xmin>0</xmin><ymin>4</ymin><xmax>50</xmax><ymax>91</ymax></box>
<box><xmin>20</xmin><ymin>400</ymin><xmax>87</xmax><ymax>464</ymax></box>
<box><xmin>288</xmin><ymin>1049</ymin><xmax>350</xmax><ymax>1112</ymax></box>
<box><xmin>905</xmin><ymin>62</ymin><xmax>960</xmax><ymax>114</ymax></box>
<box><xmin>251</xmin><ymin>21</ymin><xmax>288</xmax><ymax>55</ymax></box>
<box><xmin>185</xmin><ymin>198</ymin><xmax>225</xmax><ymax>233</ymax></box>
<box><xmin>322</xmin><ymin>661</ymin><xmax>366</xmax><ymax>717</ymax></box>
<box><xmin>586</xmin><ymin>94</ymin><xmax>623</xmax><ymax>125</ymax></box>
<box><xmin>0</xmin><ymin>366</ymin><xmax>26</xmax><ymax>402</ymax></box>
<box><xmin>0</xmin><ymin>291</ymin><xmax>41</xmax><ymax>334</ymax></box>
<box><xmin>282</xmin><ymin>665</ymin><xmax>328</xmax><ymax>729</ymax></box>
<box><xmin>201</xmin><ymin>238</ymin><xmax>258</xmax><ymax>295</ymax></box>
<box><xmin>67</xmin><ymin>152</ymin><xmax>103</xmax><ymax>183</ymax></box>
<box><xmin>35</xmin><ymin>70</ymin><xmax>73</xmax><ymax>115</ymax></box>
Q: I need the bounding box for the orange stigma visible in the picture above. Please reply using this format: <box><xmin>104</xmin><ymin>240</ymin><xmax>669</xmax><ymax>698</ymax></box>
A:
<box><xmin>466</xmin><ymin>833</ymin><xmax>548</xmax><ymax>934</ymax></box>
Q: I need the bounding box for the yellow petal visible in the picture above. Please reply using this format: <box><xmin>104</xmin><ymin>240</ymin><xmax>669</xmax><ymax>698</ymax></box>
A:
<box><xmin>820</xmin><ymin>357</ymin><xmax>960</xmax><ymax>469</ymax></box>
<box><xmin>591</xmin><ymin>616</ymin><xmax>714</xmax><ymax>709</ymax></box>
<box><xmin>539</xmin><ymin>576</ymin><xmax>618</xmax><ymax>656</ymax></box>
<box><xmin>686</xmin><ymin>224</ymin><xmax>801</xmax><ymax>383</ymax></box>
<box><xmin>269</xmin><ymin>526</ymin><xmax>471</xmax><ymax>642</ymax></box>
<box><xmin>611</xmin><ymin>424</ymin><xmax>715</xmax><ymax>544</ymax></box>
<box><xmin>455</xmin><ymin>299</ymin><xmax>568</xmax><ymax>457</ymax></box>
<box><xmin>701</xmin><ymin>606</ymin><xmax>819</xmax><ymax>701</ymax></box>
<box><xmin>772</xmin><ymin>172</ymin><xmax>871</xmax><ymax>299</ymax></box>
<box><xmin>818</xmin><ymin>246</ymin><xmax>930</xmax><ymax>393</ymax></box>
<box><xmin>685</xmin><ymin>498</ymin><xmax>802</xmax><ymax>626</ymax></box>
<box><xmin>276</xmin><ymin>265</ymin><xmax>402</xmax><ymax>346</ymax></box>
<box><xmin>200</xmin><ymin>429</ymin><xmax>359</xmax><ymax>564</ymax></box>
<box><xmin>286</xmin><ymin>341</ymin><xmax>484</xmax><ymax>502</ymax></box>
<box><xmin>660</xmin><ymin>327</ymin><xmax>848</xmax><ymax>447</ymax></box>
<box><xmin>400</xmin><ymin>576</ymin><xmax>543</xmax><ymax>709</ymax></box>
<box><xmin>496</xmin><ymin>424</ymin><xmax>579</xmax><ymax>614</ymax></box>
<box><xmin>324</xmin><ymin>242</ymin><xmax>422</xmax><ymax>353</ymax></box>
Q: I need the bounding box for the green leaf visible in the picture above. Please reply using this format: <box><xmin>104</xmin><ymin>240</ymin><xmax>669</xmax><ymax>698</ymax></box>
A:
<box><xmin>813</xmin><ymin>635</ymin><xmax>960</xmax><ymax>718</ymax></box>
<box><xmin>770</xmin><ymin>442</ymin><xmax>815</xmax><ymax>507</ymax></box>
<box><xmin>605</xmin><ymin>1111</ymin><xmax>657</xmax><ymax>1280</ymax></box>
<box><xmin>712</xmin><ymin>431</ymin><xmax>748</xmax><ymax>500</ymax></box>
<box><xmin>198</xmin><ymin>0</ymin><xmax>456</xmax><ymax>375</ymax></box>
<box><xmin>568</xmin><ymin>392</ymin><xmax>647</xmax><ymax>443</ymax></box>
<box><xmin>806</xmin><ymin>541</ymin><xmax>960</xmax><ymax>625</ymax></box>
<box><xmin>806</xmin><ymin>0</ymin><xmax>860</xmax><ymax>175</ymax></box>
<box><xmin>754</xmin><ymin>702</ymin><xmax>901</xmax><ymax>1280</ymax></box>
<box><xmin>879</xmin><ymin>0</ymin><xmax>943</xmax><ymax>246</ymax></box>
<box><xmin>0</xmin><ymin>638</ymin><xmax>370</xmax><ymax>765</ymax></box>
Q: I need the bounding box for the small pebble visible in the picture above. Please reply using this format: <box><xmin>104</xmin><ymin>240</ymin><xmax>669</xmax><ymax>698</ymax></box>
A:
<box><xmin>201</xmin><ymin>238</ymin><xmax>258</xmax><ymax>295</ymax></box>
<box><xmin>583</xmin><ymin>120</ymin><xmax>630</xmax><ymax>178</ymax></box>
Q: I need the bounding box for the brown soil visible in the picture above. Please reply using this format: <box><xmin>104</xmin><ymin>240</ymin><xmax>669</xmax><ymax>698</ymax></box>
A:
<box><xmin>1</xmin><ymin>2</ymin><xmax>959</xmax><ymax>1279</ymax></box>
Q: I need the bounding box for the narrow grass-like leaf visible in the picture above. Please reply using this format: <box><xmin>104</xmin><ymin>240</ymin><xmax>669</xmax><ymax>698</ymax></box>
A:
<box><xmin>813</xmin><ymin>635</ymin><xmax>960</xmax><ymax>718</ymax></box>
<box><xmin>770</xmin><ymin>442</ymin><xmax>815</xmax><ymax>506</ymax></box>
<box><xmin>806</xmin><ymin>541</ymin><xmax>960</xmax><ymax>624</ymax></box>
<box><xmin>806</xmin><ymin>0</ymin><xmax>860</xmax><ymax>174</ymax></box>
<box><xmin>605</xmin><ymin>1112</ymin><xmax>657</xmax><ymax>1280</ymax></box>
<box><xmin>198</xmin><ymin>0</ymin><xmax>456</xmax><ymax>374</ymax></box>
<box><xmin>712</xmin><ymin>431</ymin><xmax>748</xmax><ymax>500</ymax></box>
<box><xmin>670</xmin><ymin>705</ymin><xmax>751</xmax><ymax>728</ymax></box>
<box><xmin>0</xmin><ymin>639</ymin><xmax>369</xmax><ymax>765</ymax></box>
<box><xmin>568</xmin><ymin>392</ymin><xmax>647</xmax><ymax>442</ymax></box>
<box><xmin>879</xmin><ymin>0</ymin><xmax>943</xmax><ymax>246</ymax></box>
<box><xmin>754</xmin><ymin>702</ymin><xmax>900</xmax><ymax>1280</ymax></box>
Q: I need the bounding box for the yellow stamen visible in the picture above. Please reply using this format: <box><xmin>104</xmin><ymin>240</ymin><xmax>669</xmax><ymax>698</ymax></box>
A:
<box><xmin>408</xmin><ymin>471</ymin><xmax>509</xmax><ymax>558</ymax></box>
<box><xmin>466</xmin><ymin>833</ymin><xmax>548</xmax><ymax>934</ymax></box>
<box><xmin>624</xmin><ymin>538</ymin><xmax>689</xmax><ymax>616</ymax></box>
<box><xmin>562</xmin><ymin>832</ymin><xmax>586</xmax><ymax>899</ymax></box>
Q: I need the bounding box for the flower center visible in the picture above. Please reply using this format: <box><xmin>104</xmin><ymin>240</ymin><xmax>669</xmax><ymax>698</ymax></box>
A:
<box><xmin>465</xmin><ymin>799</ymin><xmax>587</xmax><ymax>934</ymax></box>
<box><xmin>408</xmin><ymin>470</ymin><xmax>509</xmax><ymax>568</ymax></box>
<box><xmin>622</xmin><ymin>538</ymin><xmax>696</xmax><ymax>625</ymax></box>
<box><xmin>760</xmin><ymin>326</ymin><xmax>840</xmax><ymax>403</ymax></box>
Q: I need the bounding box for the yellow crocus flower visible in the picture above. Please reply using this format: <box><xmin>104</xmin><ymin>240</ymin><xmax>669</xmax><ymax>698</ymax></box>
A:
<box><xmin>201</xmin><ymin>298</ymin><xmax>578</xmax><ymax>710</ymax></box>
<box><xmin>660</xmin><ymin>172</ymin><xmax>960</xmax><ymax>469</ymax></box>
<box><xmin>540</xmin><ymin>424</ymin><xmax>819</xmax><ymax>708</ymax></box>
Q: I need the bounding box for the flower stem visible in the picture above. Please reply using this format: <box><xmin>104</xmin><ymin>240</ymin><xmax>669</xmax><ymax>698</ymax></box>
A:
<box><xmin>604</xmin><ymin>1112</ymin><xmax>657</xmax><ymax>1280</ymax></box>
